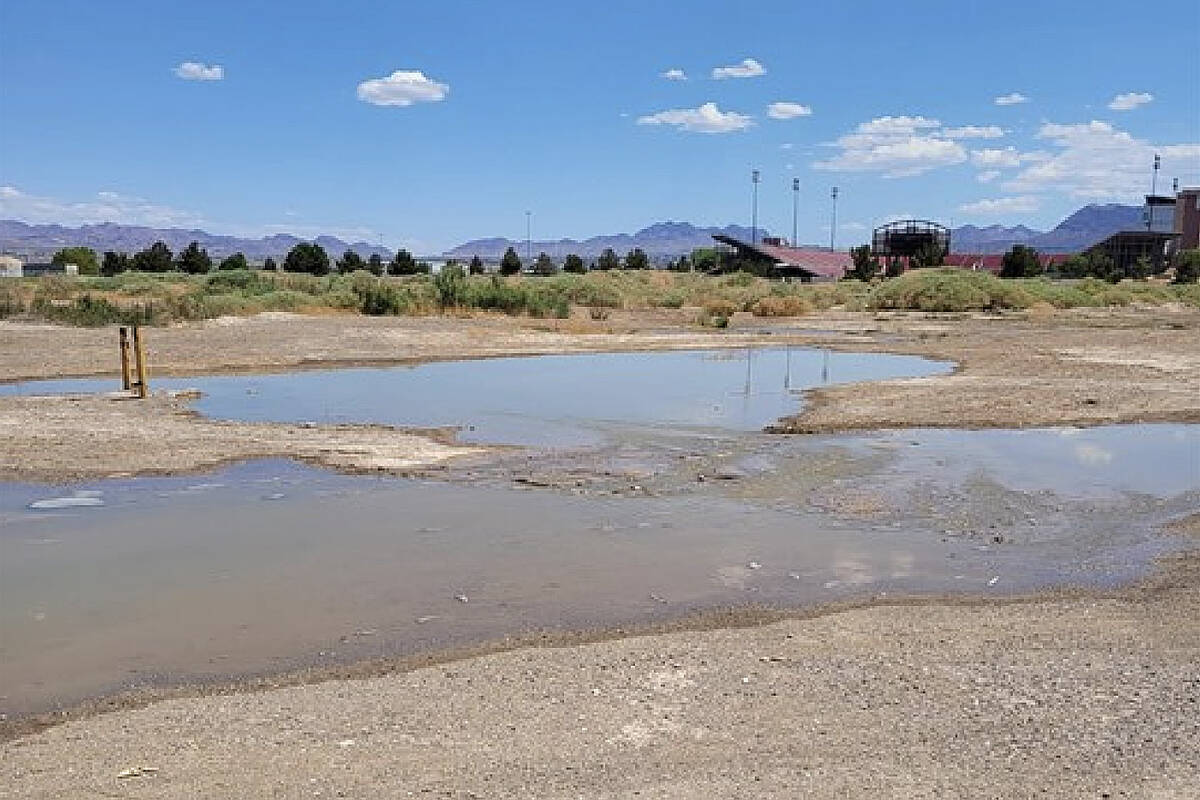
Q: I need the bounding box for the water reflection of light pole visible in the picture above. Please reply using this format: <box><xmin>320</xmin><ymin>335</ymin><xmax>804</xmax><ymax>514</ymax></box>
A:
<box><xmin>744</xmin><ymin>347</ymin><xmax>753</xmax><ymax>396</ymax></box>
<box><xmin>784</xmin><ymin>345</ymin><xmax>791</xmax><ymax>391</ymax></box>
<box><xmin>821</xmin><ymin>349</ymin><xmax>830</xmax><ymax>383</ymax></box>
<box><xmin>751</xmin><ymin>170</ymin><xmax>760</xmax><ymax>245</ymax></box>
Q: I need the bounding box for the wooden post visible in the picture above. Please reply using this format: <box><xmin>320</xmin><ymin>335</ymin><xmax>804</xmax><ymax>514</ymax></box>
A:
<box><xmin>132</xmin><ymin>325</ymin><xmax>149</xmax><ymax>398</ymax></box>
<box><xmin>118</xmin><ymin>326</ymin><xmax>132</xmax><ymax>390</ymax></box>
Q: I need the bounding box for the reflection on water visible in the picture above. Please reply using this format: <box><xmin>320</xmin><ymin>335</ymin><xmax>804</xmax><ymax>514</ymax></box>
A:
<box><xmin>0</xmin><ymin>348</ymin><xmax>951</xmax><ymax>446</ymax></box>
<box><xmin>874</xmin><ymin>425</ymin><xmax>1200</xmax><ymax>498</ymax></box>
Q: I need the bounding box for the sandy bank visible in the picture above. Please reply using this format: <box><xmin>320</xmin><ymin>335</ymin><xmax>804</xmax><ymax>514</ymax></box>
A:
<box><xmin>0</xmin><ymin>392</ymin><xmax>483</xmax><ymax>483</ymax></box>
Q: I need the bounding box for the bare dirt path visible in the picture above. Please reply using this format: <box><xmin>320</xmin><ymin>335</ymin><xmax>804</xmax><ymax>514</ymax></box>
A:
<box><xmin>3</xmin><ymin>555</ymin><xmax>1197</xmax><ymax>798</ymax></box>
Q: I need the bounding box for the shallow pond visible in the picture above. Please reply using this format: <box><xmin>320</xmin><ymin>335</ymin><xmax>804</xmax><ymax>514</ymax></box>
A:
<box><xmin>0</xmin><ymin>348</ymin><xmax>951</xmax><ymax>445</ymax></box>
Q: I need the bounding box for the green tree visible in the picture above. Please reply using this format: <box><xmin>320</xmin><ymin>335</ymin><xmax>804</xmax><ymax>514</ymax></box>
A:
<box><xmin>415</xmin><ymin>260</ymin><xmax>432</xmax><ymax>274</ymax></box>
<box><xmin>177</xmin><ymin>241</ymin><xmax>213</xmax><ymax>274</ymax></box>
<box><xmin>433</xmin><ymin>263</ymin><xmax>468</xmax><ymax>308</ymax></box>
<box><xmin>846</xmin><ymin>245</ymin><xmax>880</xmax><ymax>281</ymax></box>
<box><xmin>218</xmin><ymin>252</ymin><xmax>248</xmax><ymax>271</ymax></box>
<box><xmin>884</xmin><ymin>257</ymin><xmax>904</xmax><ymax>278</ymax></box>
<box><xmin>690</xmin><ymin>248</ymin><xmax>718</xmax><ymax>272</ymax></box>
<box><xmin>101</xmin><ymin>250</ymin><xmax>129</xmax><ymax>276</ymax></box>
<box><xmin>500</xmin><ymin>247</ymin><xmax>522</xmax><ymax>276</ymax></box>
<box><xmin>337</xmin><ymin>249</ymin><xmax>365</xmax><ymax>273</ymax></box>
<box><xmin>131</xmin><ymin>241</ymin><xmax>174</xmax><ymax>272</ymax></box>
<box><xmin>595</xmin><ymin>248</ymin><xmax>620</xmax><ymax>271</ymax></box>
<box><xmin>624</xmin><ymin>248</ymin><xmax>649</xmax><ymax>270</ymax></box>
<box><xmin>469</xmin><ymin>255</ymin><xmax>485</xmax><ymax>275</ymax></box>
<box><xmin>668</xmin><ymin>254</ymin><xmax>692</xmax><ymax>272</ymax></box>
<box><xmin>999</xmin><ymin>244</ymin><xmax>1042</xmax><ymax>278</ymax></box>
<box><xmin>563</xmin><ymin>253</ymin><xmax>585</xmax><ymax>274</ymax></box>
<box><xmin>1173</xmin><ymin>249</ymin><xmax>1200</xmax><ymax>284</ymax></box>
<box><xmin>51</xmin><ymin>246</ymin><xmax>99</xmax><ymax>275</ymax></box>
<box><xmin>533</xmin><ymin>252</ymin><xmax>557</xmax><ymax>275</ymax></box>
<box><xmin>366</xmin><ymin>253</ymin><xmax>384</xmax><ymax>275</ymax></box>
<box><xmin>911</xmin><ymin>241</ymin><xmax>947</xmax><ymax>269</ymax></box>
<box><xmin>263</xmin><ymin>256</ymin><xmax>278</xmax><ymax>271</ymax></box>
<box><xmin>1057</xmin><ymin>253</ymin><xmax>1090</xmax><ymax>279</ymax></box>
<box><xmin>389</xmin><ymin>249</ymin><xmax>419</xmax><ymax>275</ymax></box>
<box><xmin>283</xmin><ymin>242</ymin><xmax>330</xmax><ymax>275</ymax></box>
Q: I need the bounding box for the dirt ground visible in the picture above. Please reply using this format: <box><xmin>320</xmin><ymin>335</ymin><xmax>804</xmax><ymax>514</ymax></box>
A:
<box><xmin>1</xmin><ymin>305</ymin><xmax>1198</xmax><ymax>483</ymax></box>
<box><xmin>2</xmin><ymin>556</ymin><xmax>1197</xmax><ymax>799</ymax></box>
<box><xmin>2</xmin><ymin>306</ymin><xmax>1198</xmax><ymax>797</ymax></box>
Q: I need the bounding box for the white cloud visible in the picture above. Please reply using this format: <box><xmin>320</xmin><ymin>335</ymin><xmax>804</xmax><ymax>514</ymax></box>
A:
<box><xmin>1004</xmin><ymin>120</ymin><xmax>1200</xmax><ymax>200</ymax></box>
<box><xmin>958</xmin><ymin>196</ymin><xmax>1041</xmax><ymax>214</ymax></box>
<box><xmin>636</xmin><ymin>102</ymin><xmax>752</xmax><ymax>134</ymax></box>
<box><xmin>174</xmin><ymin>61</ymin><xmax>224</xmax><ymax>81</ymax></box>
<box><xmin>711</xmin><ymin>58</ymin><xmax>765</xmax><ymax>79</ymax></box>
<box><xmin>994</xmin><ymin>92</ymin><xmax>1029</xmax><ymax>106</ymax></box>
<box><xmin>356</xmin><ymin>70</ymin><xmax>449</xmax><ymax>107</ymax></box>
<box><xmin>1074</xmin><ymin>443</ymin><xmax>1113</xmax><ymax>465</ymax></box>
<box><xmin>1108</xmin><ymin>91</ymin><xmax>1153</xmax><ymax>111</ymax></box>
<box><xmin>780</xmin><ymin>143</ymin><xmax>794</xmax><ymax>150</ymax></box>
<box><xmin>942</xmin><ymin>125</ymin><xmax>1004</xmax><ymax>140</ymax></box>
<box><xmin>976</xmin><ymin>170</ymin><xmax>1001</xmax><ymax>183</ymax></box>
<box><xmin>768</xmin><ymin>102</ymin><xmax>812</xmax><ymax>120</ymax></box>
<box><xmin>812</xmin><ymin>115</ymin><xmax>967</xmax><ymax>177</ymax></box>
<box><xmin>661</xmin><ymin>68</ymin><xmax>687</xmax><ymax>81</ymax></box>
<box><xmin>969</xmin><ymin>146</ymin><xmax>1046</xmax><ymax>168</ymax></box>
<box><xmin>0</xmin><ymin>186</ymin><xmax>207</xmax><ymax>228</ymax></box>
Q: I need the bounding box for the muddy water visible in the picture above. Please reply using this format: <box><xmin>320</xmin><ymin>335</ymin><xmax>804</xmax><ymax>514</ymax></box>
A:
<box><xmin>2</xmin><ymin>424</ymin><xmax>1196</xmax><ymax>718</ymax></box>
<box><xmin>0</xmin><ymin>350</ymin><xmax>1196</xmax><ymax>719</ymax></box>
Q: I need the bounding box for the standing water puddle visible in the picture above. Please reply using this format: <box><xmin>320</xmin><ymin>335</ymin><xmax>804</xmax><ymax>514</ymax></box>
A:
<box><xmin>0</xmin><ymin>348</ymin><xmax>950</xmax><ymax>446</ymax></box>
<box><xmin>1</xmin><ymin>349</ymin><xmax>1196</xmax><ymax>718</ymax></box>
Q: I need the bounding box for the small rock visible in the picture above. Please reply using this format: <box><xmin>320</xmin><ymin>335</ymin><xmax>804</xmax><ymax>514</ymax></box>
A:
<box><xmin>454</xmin><ymin>594</ymin><xmax>469</xmax><ymax>603</ymax></box>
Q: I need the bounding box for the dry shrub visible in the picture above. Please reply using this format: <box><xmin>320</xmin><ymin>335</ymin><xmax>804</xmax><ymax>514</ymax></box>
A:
<box><xmin>752</xmin><ymin>294</ymin><xmax>814</xmax><ymax>317</ymax></box>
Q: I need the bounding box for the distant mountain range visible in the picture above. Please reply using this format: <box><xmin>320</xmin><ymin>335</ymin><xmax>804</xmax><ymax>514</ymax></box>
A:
<box><xmin>443</xmin><ymin>222</ymin><xmax>771</xmax><ymax>259</ymax></box>
<box><xmin>0</xmin><ymin>220</ymin><xmax>391</xmax><ymax>260</ymax></box>
<box><xmin>951</xmin><ymin>204</ymin><xmax>1143</xmax><ymax>254</ymax></box>
<box><xmin>0</xmin><ymin>203</ymin><xmax>1146</xmax><ymax>262</ymax></box>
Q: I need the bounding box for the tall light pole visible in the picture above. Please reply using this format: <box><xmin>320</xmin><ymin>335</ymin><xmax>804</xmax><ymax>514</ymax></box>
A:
<box><xmin>1148</xmin><ymin>154</ymin><xmax>1161</xmax><ymax>231</ymax></box>
<box><xmin>829</xmin><ymin>186</ymin><xmax>839</xmax><ymax>251</ymax></box>
<box><xmin>525</xmin><ymin>210</ymin><xmax>532</xmax><ymax>262</ymax></box>
<box><xmin>792</xmin><ymin>178</ymin><xmax>800</xmax><ymax>247</ymax></box>
<box><xmin>751</xmin><ymin>170</ymin><xmax>760</xmax><ymax>245</ymax></box>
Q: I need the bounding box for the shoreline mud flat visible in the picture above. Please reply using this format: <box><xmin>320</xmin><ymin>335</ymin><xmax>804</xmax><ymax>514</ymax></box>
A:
<box><xmin>2</xmin><ymin>306</ymin><xmax>1198</xmax><ymax>796</ymax></box>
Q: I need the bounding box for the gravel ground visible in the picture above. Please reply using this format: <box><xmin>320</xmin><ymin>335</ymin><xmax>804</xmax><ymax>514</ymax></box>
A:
<box><xmin>3</xmin><ymin>555</ymin><xmax>1197</xmax><ymax>798</ymax></box>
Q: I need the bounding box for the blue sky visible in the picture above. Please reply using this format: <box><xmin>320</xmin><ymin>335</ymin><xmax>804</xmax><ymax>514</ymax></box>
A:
<box><xmin>1</xmin><ymin>0</ymin><xmax>1197</xmax><ymax>253</ymax></box>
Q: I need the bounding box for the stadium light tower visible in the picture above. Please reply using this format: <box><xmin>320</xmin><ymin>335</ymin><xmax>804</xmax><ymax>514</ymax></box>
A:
<box><xmin>792</xmin><ymin>178</ymin><xmax>800</xmax><ymax>246</ymax></box>
<box><xmin>525</xmin><ymin>210</ymin><xmax>532</xmax><ymax>262</ymax></box>
<box><xmin>829</xmin><ymin>186</ymin><xmax>839</xmax><ymax>251</ymax></box>
<box><xmin>1148</xmin><ymin>154</ymin><xmax>1161</xmax><ymax>231</ymax></box>
<box><xmin>751</xmin><ymin>170</ymin><xmax>761</xmax><ymax>245</ymax></box>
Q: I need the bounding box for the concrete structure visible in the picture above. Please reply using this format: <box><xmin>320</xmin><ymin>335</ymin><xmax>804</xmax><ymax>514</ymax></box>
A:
<box><xmin>710</xmin><ymin>234</ymin><xmax>850</xmax><ymax>280</ymax></box>
<box><xmin>0</xmin><ymin>255</ymin><xmax>22</xmax><ymax>278</ymax></box>
<box><xmin>1174</xmin><ymin>187</ymin><xmax>1200</xmax><ymax>251</ymax></box>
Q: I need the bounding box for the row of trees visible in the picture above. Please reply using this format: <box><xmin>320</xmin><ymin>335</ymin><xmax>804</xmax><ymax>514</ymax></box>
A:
<box><xmin>96</xmin><ymin>242</ymin><xmax>253</xmax><ymax>276</ymax></box>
